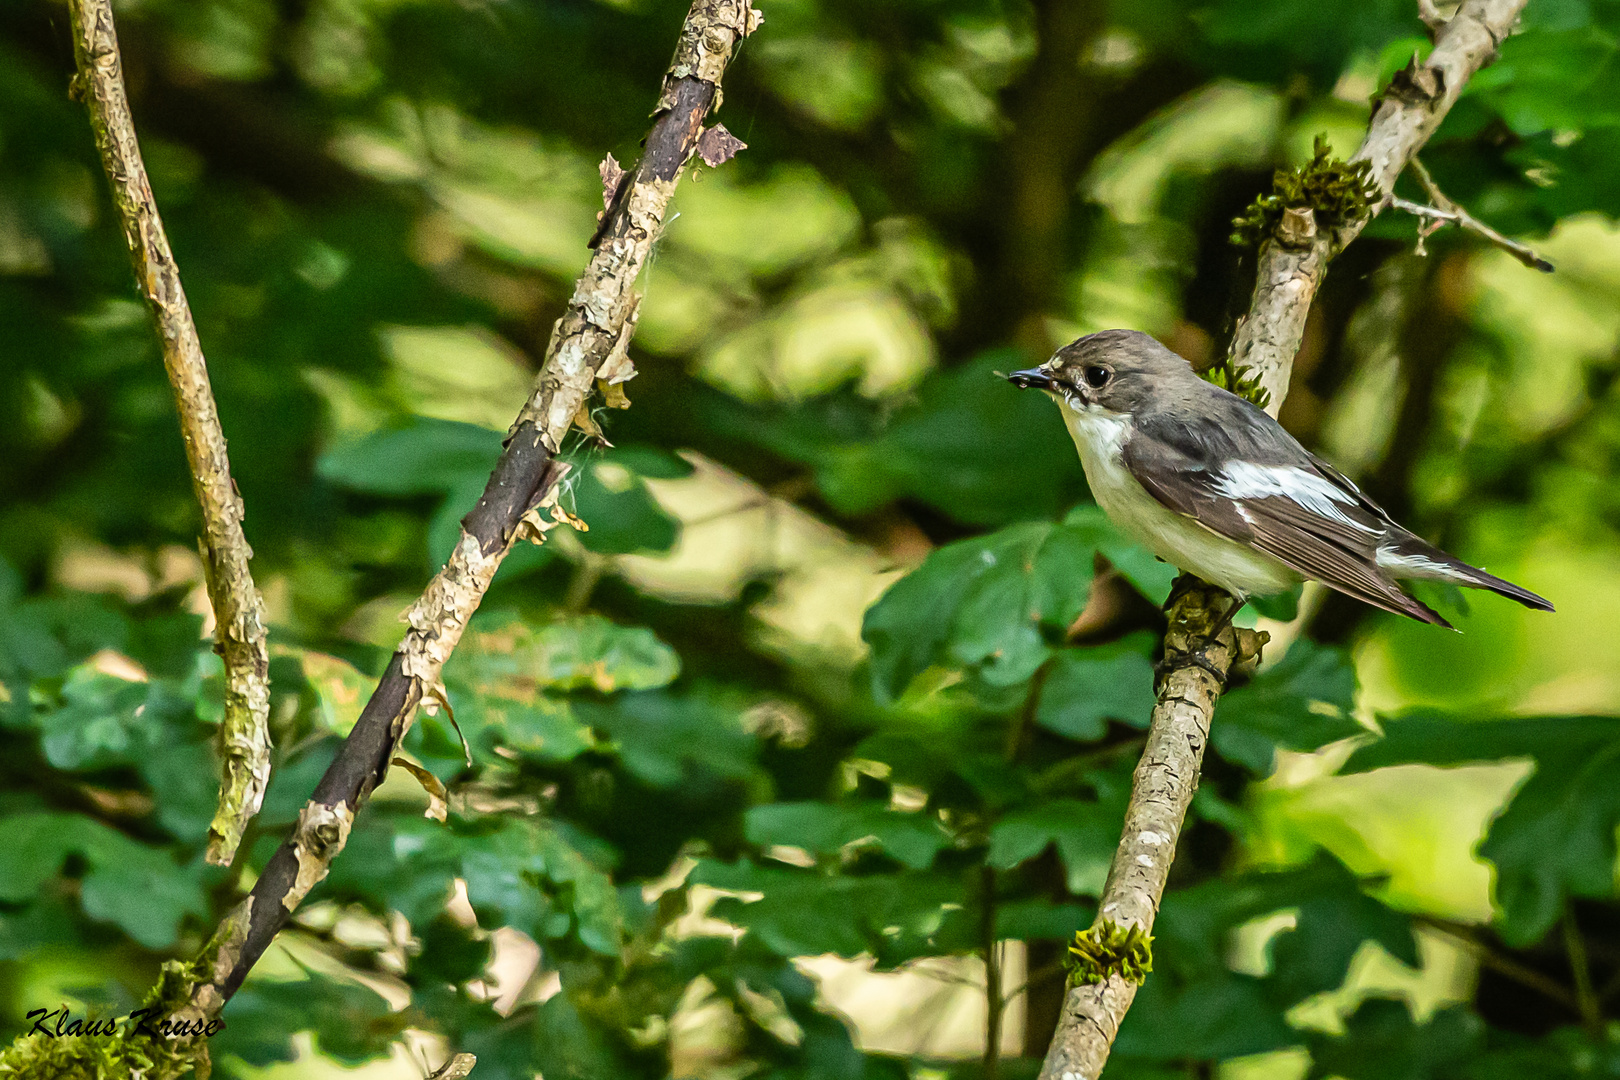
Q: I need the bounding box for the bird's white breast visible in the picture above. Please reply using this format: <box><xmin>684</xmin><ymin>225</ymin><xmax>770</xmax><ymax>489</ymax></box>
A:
<box><xmin>1059</xmin><ymin>404</ymin><xmax>1299</xmax><ymax>599</ymax></box>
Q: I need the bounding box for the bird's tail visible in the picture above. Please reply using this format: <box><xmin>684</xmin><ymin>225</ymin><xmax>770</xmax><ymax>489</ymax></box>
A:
<box><xmin>1378</xmin><ymin>534</ymin><xmax>1555</xmax><ymax>612</ymax></box>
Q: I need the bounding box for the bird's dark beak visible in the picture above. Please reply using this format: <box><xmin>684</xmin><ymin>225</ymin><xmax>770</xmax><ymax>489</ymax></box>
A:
<box><xmin>1007</xmin><ymin>368</ymin><xmax>1053</xmax><ymax>390</ymax></box>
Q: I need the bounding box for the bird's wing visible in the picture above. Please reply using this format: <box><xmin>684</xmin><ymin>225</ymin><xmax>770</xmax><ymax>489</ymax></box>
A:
<box><xmin>1122</xmin><ymin>417</ymin><xmax>1450</xmax><ymax>626</ymax></box>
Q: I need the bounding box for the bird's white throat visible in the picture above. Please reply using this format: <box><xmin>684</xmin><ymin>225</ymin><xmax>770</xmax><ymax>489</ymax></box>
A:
<box><xmin>1057</xmin><ymin>401</ymin><xmax>1299</xmax><ymax>599</ymax></box>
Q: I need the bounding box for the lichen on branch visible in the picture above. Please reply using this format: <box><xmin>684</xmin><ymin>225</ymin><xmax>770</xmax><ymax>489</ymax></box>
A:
<box><xmin>67</xmin><ymin>0</ymin><xmax>271</xmax><ymax>869</ymax></box>
<box><xmin>143</xmin><ymin>0</ymin><xmax>762</xmax><ymax>1052</ymax></box>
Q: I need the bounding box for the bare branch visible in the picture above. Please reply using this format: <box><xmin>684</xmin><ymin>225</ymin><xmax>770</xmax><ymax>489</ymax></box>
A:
<box><xmin>1038</xmin><ymin>2</ymin><xmax>1534</xmax><ymax>1076</ymax></box>
<box><xmin>163</xmin><ymin>0</ymin><xmax>761</xmax><ymax>1039</ymax></box>
<box><xmin>1038</xmin><ymin>591</ymin><xmax>1266</xmax><ymax>1080</ymax></box>
<box><xmin>1393</xmin><ymin>158</ymin><xmax>1554</xmax><ymax>271</ymax></box>
<box><xmin>68</xmin><ymin>0</ymin><xmax>271</xmax><ymax>868</ymax></box>
<box><xmin>1418</xmin><ymin>916</ymin><xmax>1577</xmax><ymax>1009</ymax></box>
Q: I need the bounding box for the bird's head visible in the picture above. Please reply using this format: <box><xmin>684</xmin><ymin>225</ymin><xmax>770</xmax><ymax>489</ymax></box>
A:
<box><xmin>1006</xmin><ymin>329</ymin><xmax>1196</xmax><ymax>417</ymax></box>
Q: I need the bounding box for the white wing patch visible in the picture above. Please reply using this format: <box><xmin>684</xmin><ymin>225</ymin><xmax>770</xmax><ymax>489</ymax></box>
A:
<box><xmin>1375</xmin><ymin>547</ymin><xmax>1468</xmax><ymax>581</ymax></box>
<box><xmin>1214</xmin><ymin>461</ymin><xmax>1377</xmax><ymax>533</ymax></box>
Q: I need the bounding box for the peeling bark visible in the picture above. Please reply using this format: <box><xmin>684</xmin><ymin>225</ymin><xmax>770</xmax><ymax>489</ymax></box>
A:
<box><xmin>1037</xmin><ymin>2</ymin><xmax>1531</xmax><ymax>1075</ymax></box>
<box><xmin>68</xmin><ymin>0</ymin><xmax>272</xmax><ymax>869</ymax></box>
<box><xmin>170</xmin><ymin>0</ymin><xmax>760</xmax><ymax>1028</ymax></box>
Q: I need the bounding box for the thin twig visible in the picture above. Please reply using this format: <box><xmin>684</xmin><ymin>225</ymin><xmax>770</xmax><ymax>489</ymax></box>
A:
<box><xmin>1037</xmin><ymin>2</ymin><xmax>1535</xmax><ymax>1077</ymax></box>
<box><xmin>1563</xmin><ymin>905</ymin><xmax>1605</xmax><ymax>1036</ymax></box>
<box><xmin>983</xmin><ymin>866</ymin><xmax>1002</xmax><ymax>1080</ymax></box>
<box><xmin>68</xmin><ymin>0</ymin><xmax>271</xmax><ymax>868</ymax></box>
<box><xmin>1394</xmin><ymin>159</ymin><xmax>1554</xmax><ymax>271</ymax></box>
<box><xmin>1418</xmin><ymin>917</ymin><xmax>1577</xmax><ymax>1009</ymax></box>
<box><xmin>157</xmin><ymin>0</ymin><xmax>762</xmax><ymax>1037</ymax></box>
<box><xmin>1001</xmin><ymin>957</ymin><xmax>1072</xmax><ymax>1009</ymax></box>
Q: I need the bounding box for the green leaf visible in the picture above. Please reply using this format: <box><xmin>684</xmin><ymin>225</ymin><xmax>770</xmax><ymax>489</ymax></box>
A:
<box><xmin>529</xmin><ymin>616</ymin><xmax>681</xmax><ymax>693</ymax></box>
<box><xmin>563</xmin><ymin>448</ymin><xmax>683</xmax><ymax>555</ymax></box>
<box><xmin>1116</xmin><ymin>970</ymin><xmax>1294</xmax><ymax>1060</ymax></box>
<box><xmin>1465</xmin><ymin>27</ymin><xmax>1620</xmax><ymax>136</ymax></box>
<box><xmin>410</xmin><ymin>914</ymin><xmax>493</xmax><ymax>987</ymax></box>
<box><xmin>36</xmin><ymin>669</ymin><xmax>151</xmax><ymax>770</ymax></box>
<box><xmin>1450</xmin><ymin>1027</ymin><xmax>1620</xmax><ymax>1080</ymax></box>
<box><xmin>1113</xmin><ymin>855</ymin><xmax>1413</xmax><ymax>1062</ymax></box>
<box><xmin>317</xmin><ymin>417</ymin><xmax>503</xmax><ymax>495</ymax></box>
<box><xmin>988</xmin><ymin>798</ymin><xmax>1121</xmax><ymax>896</ymax></box>
<box><xmin>744</xmin><ymin>801</ymin><xmax>950</xmax><ymax>870</ymax></box>
<box><xmin>0</xmin><ymin>559</ymin><xmax>72</xmax><ymax>689</ymax></box>
<box><xmin>78</xmin><ymin>842</ymin><xmax>209</xmax><ymax>951</ymax></box>
<box><xmin>0</xmin><ymin>899</ymin><xmax>79</xmax><ymax>962</ymax></box>
<box><xmin>531</xmin><ymin>992</ymin><xmax>637</xmax><ymax>1080</ymax></box>
<box><xmin>136</xmin><ymin>739</ymin><xmax>218</xmax><ymax>843</ymax></box>
<box><xmin>533</xmin><ymin>825</ymin><xmax>623</xmax><ymax>956</ymax></box>
<box><xmin>1343</xmin><ymin>713</ymin><xmax>1620</xmax><ymax>945</ymax></box>
<box><xmin>863</xmin><ymin>520</ymin><xmax>1096</xmax><ymax>700</ymax></box>
<box><xmin>1141</xmin><ymin>855</ymin><xmax>1414</xmax><ymax>1011</ymax></box>
<box><xmin>995</xmin><ymin>898</ymin><xmax>1093</xmax><ymax>941</ymax></box>
<box><xmin>577</xmin><ymin>690</ymin><xmax>759</xmax><ymax>789</ymax></box>
<box><xmin>441</xmin><ymin>615</ymin><xmax>680</xmax><ymax>763</ymax></box>
<box><xmin>460</xmin><ymin>696</ymin><xmax>595</xmax><ymax>763</ymax></box>
<box><xmin>217</xmin><ymin>975</ymin><xmax>398</xmax><ymax>1068</ymax></box>
<box><xmin>1066</xmin><ymin>505</ymin><xmax>1179</xmax><ymax>604</ymax></box>
<box><xmin>328</xmin><ymin>811</ymin><xmax>622</xmax><ymax>956</ymax></box>
<box><xmin>1213</xmin><ymin>640</ymin><xmax>1362</xmax><ymax>774</ymax></box>
<box><xmin>1266</xmin><ymin>858</ymin><xmax>1420</xmax><ymax>1002</ymax></box>
<box><xmin>1249</xmin><ymin>583</ymin><xmax>1302</xmax><ymax>622</ymax></box>
<box><xmin>693</xmin><ymin>859</ymin><xmax>973</xmax><ymax>966</ymax></box>
<box><xmin>0</xmin><ymin>812</ymin><xmax>207</xmax><ymax>948</ymax></box>
<box><xmin>1036</xmin><ymin>632</ymin><xmax>1158</xmax><ymax>741</ymax></box>
<box><xmin>1307</xmin><ymin>997</ymin><xmax>1483</xmax><ymax>1080</ymax></box>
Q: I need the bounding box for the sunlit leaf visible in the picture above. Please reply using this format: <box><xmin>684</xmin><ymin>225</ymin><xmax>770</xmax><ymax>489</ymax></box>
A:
<box><xmin>1343</xmin><ymin>712</ymin><xmax>1620</xmax><ymax>945</ymax></box>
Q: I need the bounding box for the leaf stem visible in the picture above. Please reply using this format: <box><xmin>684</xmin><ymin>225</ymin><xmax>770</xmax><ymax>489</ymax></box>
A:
<box><xmin>1564</xmin><ymin>904</ymin><xmax>1605</xmax><ymax>1036</ymax></box>
<box><xmin>1418</xmin><ymin>917</ymin><xmax>1577</xmax><ymax>1010</ymax></box>
<box><xmin>1006</xmin><ymin>659</ymin><xmax>1054</xmax><ymax>762</ymax></box>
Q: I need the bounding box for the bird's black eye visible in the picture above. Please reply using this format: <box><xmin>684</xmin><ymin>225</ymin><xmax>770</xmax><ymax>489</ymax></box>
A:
<box><xmin>1083</xmin><ymin>365</ymin><xmax>1111</xmax><ymax>389</ymax></box>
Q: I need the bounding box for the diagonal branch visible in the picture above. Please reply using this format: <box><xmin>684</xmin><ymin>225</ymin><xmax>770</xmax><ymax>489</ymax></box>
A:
<box><xmin>68</xmin><ymin>0</ymin><xmax>271</xmax><ymax>868</ymax></box>
<box><xmin>1038</xmin><ymin>2</ymin><xmax>1532</xmax><ymax>1077</ymax></box>
<box><xmin>155</xmin><ymin>0</ymin><xmax>761</xmax><ymax>1040</ymax></box>
<box><xmin>1230</xmin><ymin>0</ymin><xmax>1531</xmax><ymax>416</ymax></box>
<box><xmin>1393</xmin><ymin>157</ymin><xmax>1554</xmax><ymax>271</ymax></box>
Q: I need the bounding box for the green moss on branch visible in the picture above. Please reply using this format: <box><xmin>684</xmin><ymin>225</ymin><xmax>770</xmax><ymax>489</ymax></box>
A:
<box><xmin>1230</xmin><ymin>135</ymin><xmax>1379</xmax><ymax>249</ymax></box>
<box><xmin>1066</xmin><ymin>919</ymin><xmax>1154</xmax><ymax>986</ymax></box>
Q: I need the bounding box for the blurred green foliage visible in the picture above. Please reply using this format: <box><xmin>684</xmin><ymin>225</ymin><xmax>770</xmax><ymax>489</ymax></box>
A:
<box><xmin>3</xmin><ymin>0</ymin><xmax>1620</xmax><ymax>1077</ymax></box>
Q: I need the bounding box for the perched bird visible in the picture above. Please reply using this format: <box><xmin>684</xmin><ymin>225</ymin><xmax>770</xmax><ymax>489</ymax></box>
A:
<box><xmin>1007</xmin><ymin>329</ymin><xmax>1553</xmax><ymax>629</ymax></box>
